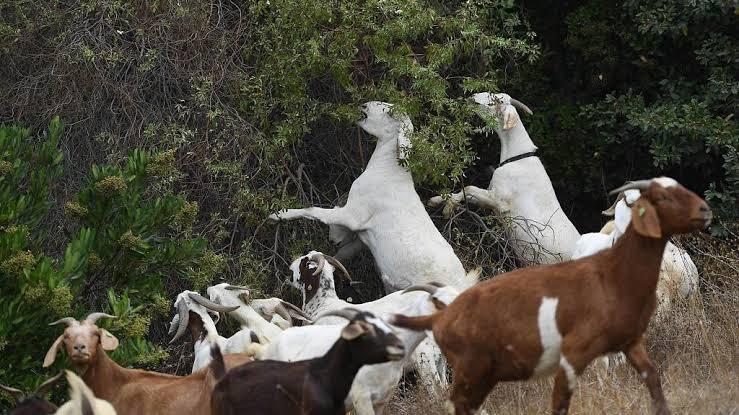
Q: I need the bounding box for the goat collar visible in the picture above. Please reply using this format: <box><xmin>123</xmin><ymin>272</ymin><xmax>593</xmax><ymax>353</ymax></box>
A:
<box><xmin>498</xmin><ymin>151</ymin><xmax>538</xmax><ymax>168</ymax></box>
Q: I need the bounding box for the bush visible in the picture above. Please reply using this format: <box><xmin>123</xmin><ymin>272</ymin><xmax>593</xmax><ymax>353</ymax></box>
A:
<box><xmin>0</xmin><ymin>120</ymin><xmax>218</xmax><ymax>404</ymax></box>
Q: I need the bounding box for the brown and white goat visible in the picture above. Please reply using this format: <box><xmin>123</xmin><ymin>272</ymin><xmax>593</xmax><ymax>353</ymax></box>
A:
<box><xmin>42</xmin><ymin>312</ymin><xmax>251</xmax><ymax>415</ymax></box>
<box><xmin>210</xmin><ymin>308</ymin><xmax>406</xmax><ymax>415</ymax></box>
<box><xmin>1</xmin><ymin>372</ymin><xmax>63</xmax><ymax>415</ymax></box>
<box><xmin>393</xmin><ymin>177</ymin><xmax>712</xmax><ymax>415</ymax></box>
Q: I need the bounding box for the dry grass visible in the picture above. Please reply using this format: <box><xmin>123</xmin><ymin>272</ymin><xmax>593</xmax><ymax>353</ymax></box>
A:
<box><xmin>388</xmin><ymin>234</ymin><xmax>739</xmax><ymax>415</ymax></box>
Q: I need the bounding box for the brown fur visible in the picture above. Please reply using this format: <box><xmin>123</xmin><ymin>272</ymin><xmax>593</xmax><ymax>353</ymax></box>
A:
<box><xmin>394</xmin><ymin>181</ymin><xmax>712</xmax><ymax>415</ymax></box>
<box><xmin>44</xmin><ymin>319</ymin><xmax>251</xmax><ymax>415</ymax></box>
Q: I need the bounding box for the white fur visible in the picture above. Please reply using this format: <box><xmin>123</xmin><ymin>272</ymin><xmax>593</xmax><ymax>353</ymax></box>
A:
<box><xmin>653</xmin><ymin>177</ymin><xmax>678</xmax><ymax>188</ymax></box>
<box><xmin>55</xmin><ymin>370</ymin><xmax>117</xmax><ymax>415</ymax></box>
<box><xmin>206</xmin><ymin>283</ymin><xmax>285</xmax><ymax>343</ymax></box>
<box><xmin>259</xmin><ymin>276</ymin><xmax>458</xmax><ymax>415</ymax></box>
<box><xmin>429</xmin><ymin>92</ymin><xmax>581</xmax><ymax>265</ymax></box>
<box><xmin>289</xmin><ymin>251</ymin><xmax>455</xmax><ymax>388</ymax></box>
<box><xmin>169</xmin><ymin>291</ymin><xmax>258</xmax><ymax>373</ymax></box>
<box><xmin>269</xmin><ymin>101</ymin><xmax>475</xmax><ymax>293</ymax></box>
<box><xmin>559</xmin><ymin>356</ymin><xmax>577</xmax><ymax>391</ymax></box>
<box><xmin>532</xmin><ymin>297</ymin><xmax>562</xmax><ymax>377</ymax></box>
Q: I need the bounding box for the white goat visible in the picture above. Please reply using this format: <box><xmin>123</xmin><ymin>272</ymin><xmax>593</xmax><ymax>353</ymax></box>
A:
<box><xmin>573</xmin><ymin>189</ymin><xmax>700</xmax><ymax>318</ymax></box>
<box><xmin>286</xmin><ymin>251</ymin><xmax>464</xmax><ymax>387</ymax></box>
<box><xmin>249</xmin><ymin>297</ymin><xmax>314</xmax><ymax>329</ymax></box>
<box><xmin>55</xmin><ymin>370</ymin><xmax>117</xmax><ymax>415</ymax></box>
<box><xmin>167</xmin><ymin>290</ymin><xmax>259</xmax><ymax>372</ymax></box>
<box><xmin>268</xmin><ymin>101</ymin><xmax>477</xmax><ymax>293</ymax></box>
<box><xmin>428</xmin><ymin>92</ymin><xmax>581</xmax><ymax>265</ymax></box>
<box><xmin>248</xmin><ymin>283</ymin><xmax>459</xmax><ymax>415</ymax></box>
<box><xmin>206</xmin><ymin>283</ymin><xmax>305</xmax><ymax>343</ymax></box>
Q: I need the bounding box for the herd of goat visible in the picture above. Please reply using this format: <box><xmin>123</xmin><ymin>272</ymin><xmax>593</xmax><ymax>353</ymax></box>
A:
<box><xmin>2</xmin><ymin>92</ymin><xmax>711</xmax><ymax>415</ymax></box>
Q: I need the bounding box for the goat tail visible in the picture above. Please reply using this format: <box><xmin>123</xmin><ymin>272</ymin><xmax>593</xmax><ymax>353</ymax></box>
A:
<box><xmin>245</xmin><ymin>343</ymin><xmax>265</xmax><ymax>359</ymax></box>
<box><xmin>210</xmin><ymin>344</ymin><xmax>226</xmax><ymax>382</ymax></box>
<box><xmin>466</xmin><ymin>267</ymin><xmax>482</xmax><ymax>283</ymax></box>
<box><xmin>391</xmin><ymin>313</ymin><xmax>435</xmax><ymax>332</ymax></box>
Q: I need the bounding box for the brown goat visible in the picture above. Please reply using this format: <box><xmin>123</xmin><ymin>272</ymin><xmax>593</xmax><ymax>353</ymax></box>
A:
<box><xmin>1</xmin><ymin>372</ymin><xmax>63</xmax><ymax>415</ymax></box>
<box><xmin>43</xmin><ymin>313</ymin><xmax>251</xmax><ymax>415</ymax></box>
<box><xmin>393</xmin><ymin>178</ymin><xmax>712</xmax><ymax>415</ymax></box>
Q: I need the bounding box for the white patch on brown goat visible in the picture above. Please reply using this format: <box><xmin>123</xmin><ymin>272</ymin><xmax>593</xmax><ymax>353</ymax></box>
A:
<box><xmin>560</xmin><ymin>356</ymin><xmax>577</xmax><ymax>391</ymax></box>
<box><xmin>653</xmin><ymin>177</ymin><xmax>678</xmax><ymax>188</ymax></box>
<box><xmin>532</xmin><ymin>297</ymin><xmax>562</xmax><ymax>377</ymax></box>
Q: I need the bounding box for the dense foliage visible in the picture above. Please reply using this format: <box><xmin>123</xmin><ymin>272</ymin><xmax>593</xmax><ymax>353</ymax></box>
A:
<box><xmin>0</xmin><ymin>0</ymin><xmax>736</xmax><ymax>407</ymax></box>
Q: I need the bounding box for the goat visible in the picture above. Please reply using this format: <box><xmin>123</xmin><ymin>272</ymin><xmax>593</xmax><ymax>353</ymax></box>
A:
<box><xmin>249</xmin><ymin>297</ymin><xmax>314</xmax><ymax>329</ymax></box>
<box><xmin>394</xmin><ymin>177</ymin><xmax>712</xmax><ymax>415</ymax></box>
<box><xmin>268</xmin><ymin>101</ymin><xmax>477</xmax><ymax>293</ymax></box>
<box><xmin>573</xmin><ymin>189</ymin><xmax>700</xmax><ymax>319</ymax></box>
<box><xmin>206</xmin><ymin>283</ymin><xmax>297</xmax><ymax>343</ymax></box>
<box><xmin>55</xmin><ymin>370</ymin><xmax>116</xmax><ymax>415</ymax></box>
<box><xmin>210</xmin><ymin>308</ymin><xmax>406</xmax><ymax>415</ymax></box>
<box><xmin>428</xmin><ymin>92</ymin><xmax>581</xmax><ymax>265</ymax></box>
<box><xmin>42</xmin><ymin>312</ymin><xmax>250</xmax><ymax>415</ymax></box>
<box><xmin>167</xmin><ymin>290</ymin><xmax>259</xmax><ymax>372</ymax></box>
<box><xmin>1</xmin><ymin>372</ymin><xmax>63</xmax><ymax>415</ymax></box>
<box><xmin>287</xmin><ymin>251</ymin><xmax>462</xmax><ymax>387</ymax></box>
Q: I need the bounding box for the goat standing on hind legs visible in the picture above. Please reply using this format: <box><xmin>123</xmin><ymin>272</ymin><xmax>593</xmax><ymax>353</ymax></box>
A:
<box><xmin>394</xmin><ymin>177</ymin><xmax>713</xmax><ymax>415</ymax></box>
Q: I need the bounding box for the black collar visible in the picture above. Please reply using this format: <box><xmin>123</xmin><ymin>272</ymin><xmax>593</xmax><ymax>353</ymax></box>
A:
<box><xmin>498</xmin><ymin>151</ymin><xmax>538</xmax><ymax>168</ymax></box>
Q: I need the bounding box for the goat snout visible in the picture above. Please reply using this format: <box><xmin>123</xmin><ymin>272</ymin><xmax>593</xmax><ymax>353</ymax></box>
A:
<box><xmin>697</xmin><ymin>202</ymin><xmax>712</xmax><ymax>228</ymax></box>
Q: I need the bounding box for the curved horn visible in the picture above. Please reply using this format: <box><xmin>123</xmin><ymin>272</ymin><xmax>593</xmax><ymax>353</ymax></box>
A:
<box><xmin>510</xmin><ymin>98</ymin><xmax>533</xmax><ymax>115</ymax></box>
<box><xmin>0</xmin><ymin>384</ymin><xmax>25</xmax><ymax>403</ymax></box>
<box><xmin>49</xmin><ymin>317</ymin><xmax>79</xmax><ymax>327</ymax></box>
<box><xmin>608</xmin><ymin>179</ymin><xmax>652</xmax><ymax>196</ymax></box>
<box><xmin>314</xmin><ymin>308</ymin><xmax>361</xmax><ymax>322</ymax></box>
<box><xmin>224</xmin><ymin>284</ymin><xmax>251</xmax><ymax>291</ymax></box>
<box><xmin>402</xmin><ymin>284</ymin><xmax>439</xmax><ymax>295</ymax></box>
<box><xmin>308</xmin><ymin>252</ymin><xmax>326</xmax><ymax>276</ymax></box>
<box><xmin>325</xmin><ymin>256</ymin><xmax>351</xmax><ymax>281</ymax></box>
<box><xmin>84</xmin><ymin>313</ymin><xmax>116</xmax><ymax>324</ymax></box>
<box><xmin>33</xmin><ymin>371</ymin><xmax>64</xmax><ymax>397</ymax></box>
<box><xmin>279</xmin><ymin>300</ymin><xmax>313</xmax><ymax>323</ymax></box>
<box><xmin>188</xmin><ymin>293</ymin><xmax>239</xmax><ymax>313</ymax></box>
<box><xmin>602</xmin><ymin>191</ymin><xmax>625</xmax><ymax>216</ymax></box>
<box><xmin>169</xmin><ymin>299</ymin><xmax>190</xmax><ymax>344</ymax></box>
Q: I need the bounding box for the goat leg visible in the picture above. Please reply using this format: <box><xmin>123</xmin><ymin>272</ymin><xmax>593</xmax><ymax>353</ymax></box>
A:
<box><xmin>625</xmin><ymin>338</ymin><xmax>671</xmax><ymax>415</ymax></box>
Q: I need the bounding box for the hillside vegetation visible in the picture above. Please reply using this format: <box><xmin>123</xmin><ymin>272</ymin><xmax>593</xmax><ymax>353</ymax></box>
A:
<box><xmin>0</xmin><ymin>0</ymin><xmax>736</xmax><ymax>410</ymax></box>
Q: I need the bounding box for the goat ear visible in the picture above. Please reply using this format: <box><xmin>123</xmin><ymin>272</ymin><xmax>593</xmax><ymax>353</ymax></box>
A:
<box><xmin>43</xmin><ymin>334</ymin><xmax>65</xmax><ymax>367</ymax></box>
<box><xmin>340</xmin><ymin>322</ymin><xmax>366</xmax><ymax>340</ymax></box>
<box><xmin>100</xmin><ymin>329</ymin><xmax>119</xmax><ymax>351</ymax></box>
<box><xmin>502</xmin><ymin>108</ymin><xmax>519</xmax><ymax>130</ymax></box>
<box><xmin>631</xmin><ymin>198</ymin><xmax>661</xmax><ymax>239</ymax></box>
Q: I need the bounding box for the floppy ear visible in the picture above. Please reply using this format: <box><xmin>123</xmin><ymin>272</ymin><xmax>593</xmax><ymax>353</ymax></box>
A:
<box><xmin>340</xmin><ymin>321</ymin><xmax>367</xmax><ymax>340</ymax></box>
<box><xmin>100</xmin><ymin>329</ymin><xmax>119</xmax><ymax>351</ymax></box>
<box><xmin>631</xmin><ymin>198</ymin><xmax>661</xmax><ymax>238</ymax></box>
<box><xmin>43</xmin><ymin>334</ymin><xmax>65</xmax><ymax>367</ymax></box>
<box><xmin>502</xmin><ymin>107</ymin><xmax>519</xmax><ymax>130</ymax></box>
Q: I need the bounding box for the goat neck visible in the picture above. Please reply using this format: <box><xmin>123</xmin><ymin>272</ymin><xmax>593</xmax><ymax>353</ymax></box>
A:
<box><xmin>309</xmin><ymin>339</ymin><xmax>364</xmax><ymax>408</ymax></box>
<box><xmin>603</xmin><ymin>224</ymin><xmax>667</xmax><ymax>305</ymax></box>
<box><xmin>496</xmin><ymin>120</ymin><xmax>538</xmax><ymax>165</ymax></box>
<box><xmin>364</xmin><ymin>139</ymin><xmax>410</xmax><ymax>177</ymax></box>
<box><xmin>79</xmin><ymin>346</ymin><xmax>131</xmax><ymax>403</ymax></box>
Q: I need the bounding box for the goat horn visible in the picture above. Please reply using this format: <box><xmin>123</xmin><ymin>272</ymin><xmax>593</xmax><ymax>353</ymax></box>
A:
<box><xmin>224</xmin><ymin>284</ymin><xmax>250</xmax><ymax>291</ymax></box>
<box><xmin>0</xmin><ymin>384</ymin><xmax>25</xmax><ymax>403</ymax></box>
<box><xmin>49</xmin><ymin>317</ymin><xmax>79</xmax><ymax>327</ymax></box>
<box><xmin>169</xmin><ymin>299</ymin><xmax>190</xmax><ymax>344</ymax></box>
<box><xmin>308</xmin><ymin>252</ymin><xmax>326</xmax><ymax>276</ymax></box>
<box><xmin>279</xmin><ymin>300</ymin><xmax>313</xmax><ymax>323</ymax></box>
<box><xmin>602</xmin><ymin>191</ymin><xmax>625</xmax><ymax>216</ymax></box>
<box><xmin>510</xmin><ymin>98</ymin><xmax>533</xmax><ymax>115</ymax></box>
<box><xmin>608</xmin><ymin>179</ymin><xmax>652</xmax><ymax>196</ymax></box>
<box><xmin>326</xmin><ymin>256</ymin><xmax>351</xmax><ymax>281</ymax></box>
<box><xmin>314</xmin><ymin>308</ymin><xmax>361</xmax><ymax>322</ymax></box>
<box><xmin>84</xmin><ymin>313</ymin><xmax>116</xmax><ymax>324</ymax></box>
<box><xmin>403</xmin><ymin>284</ymin><xmax>439</xmax><ymax>295</ymax></box>
<box><xmin>33</xmin><ymin>371</ymin><xmax>64</xmax><ymax>397</ymax></box>
<box><xmin>187</xmin><ymin>293</ymin><xmax>239</xmax><ymax>313</ymax></box>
